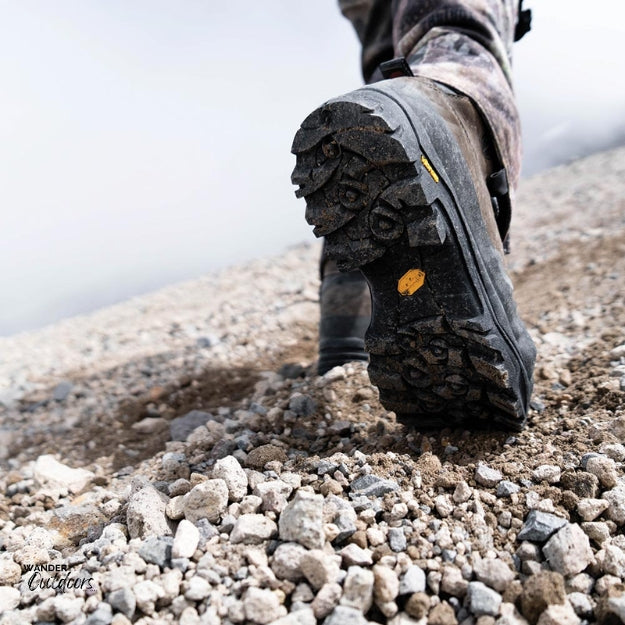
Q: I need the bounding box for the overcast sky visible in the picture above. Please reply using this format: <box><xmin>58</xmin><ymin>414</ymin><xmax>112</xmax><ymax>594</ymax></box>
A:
<box><xmin>1</xmin><ymin>1</ymin><xmax>624</xmax><ymax>336</ymax></box>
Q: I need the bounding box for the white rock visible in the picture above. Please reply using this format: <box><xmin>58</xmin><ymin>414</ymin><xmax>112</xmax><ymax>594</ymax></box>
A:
<box><xmin>542</xmin><ymin>524</ymin><xmax>593</xmax><ymax>577</ymax></box>
<box><xmin>603</xmin><ymin>486</ymin><xmax>625</xmax><ymax>525</ymax></box>
<box><xmin>279</xmin><ymin>490</ymin><xmax>324</xmax><ymax>549</ymax></box>
<box><xmin>160</xmin><ymin>569</ymin><xmax>183</xmax><ymax>604</ymax></box>
<box><xmin>0</xmin><ymin>559</ymin><xmax>22</xmax><ymax>585</ymax></box>
<box><xmin>243</xmin><ymin>587</ymin><xmax>287</xmax><ymax>624</ymax></box>
<box><xmin>600</xmin><ymin>443</ymin><xmax>625</xmax><ymax>462</ymax></box>
<box><xmin>467</xmin><ymin>581</ymin><xmax>502</xmax><ymax>617</ymax></box>
<box><xmin>366</xmin><ymin>527</ymin><xmax>385</xmax><ymax>546</ymax></box>
<box><xmin>180</xmin><ymin>607</ymin><xmax>201</xmax><ymax>625</ymax></box>
<box><xmin>126</xmin><ymin>486</ymin><xmax>172</xmax><ymax>539</ymax></box>
<box><xmin>311</xmin><ymin>582</ymin><xmax>342</xmax><ymax>619</ymax></box>
<box><xmin>185</xmin><ymin>576</ymin><xmax>211</xmax><ymax>601</ymax></box>
<box><xmin>267</xmin><ymin>607</ymin><xmax>316</xmax><ymax>625</ymax></box>
<box><xmin>532</xmin><ymin>465</ymin><xmax>561</xmax><ymax>484</ymax></box>
<box><xmin>586</xmin><ymin>456</ymin><xmax>618</xmax><ymax>489</ymax></box>
<box><xmin>453</xmin><ymin>480</ymin><xmax>473</xmax><ymax>503</ymax></box>
<box><xmin>581</xmin><ymin>521</ymin><xmax>610</xmax><ymax>545</ymax></box>
<box><xmin>53</xmin><ymin>596</ymin><xmax>85</xmax><ymax>623</ymax></box>
<box><xmin>133</xmin><ymin>580</ymin><xmax>164</xmax><ymax>614</ymax></box>
<box><xmin>183</xmin><ymin>479</ymin><xmax>229</xmax><ymax>523</ymax></box>
<box><xmin>536</xmin><ymin>602</ymin><xmax>580</xmax><ymax>625</ymax></box>
<box><xmin>373</xmin><ymin>564</ymin><xmax>399</xmax><ymax>604</ymax></box>
<box><xmin>323</xmin><ymin>605</ymin><xmax>370</xmax><ymax>624</ymax></box>
<box><xmin>212</xmin><ymin>455</ymin><xmax>248</xmax><ymax>502</ymax></box>
<box><xmin>577</xmin><ymin>498</ymin><xmax>609</xmax><ymax>522</ymax></box>
<box><xmin>497</xmin><ymin>602</ymin><xmax>530</xmax><ymax>625</ymax></box>
<box><xmin>172</xmin><ymin>519</ymin><xmax>200</xmax><ymax>559</ymax></box>
<box><xmin>434</xmin><ymin>494</ymin><xmax>454</xmax><ymax>517</ymax></box>
<box><xmin>441</xmin><ymin>565</ymin><xmax>468</xmax><ymax>597</ymax></box>
<box><xmin>399</xmin><ymin>565</ymin><xmax>426</xmax><ymax>595</ymax></box>
<box><xmin>473</xmin><ymin>558</ymin><xmax>516</xmax><ymax>592</ymax></box>
<box><xmin>0</xmin><ymin>586</ymin><xmax>20</xmax><ymax>610</ymax></box>
<box><xmin>567</xmin><ymin>592</ymin><xmax>594</xmax><ymax>618</ymax></box>
<box><xmin>33</xmin><ymin>455</ymin><xmax>94</xmax><ymax>494</ymax></box>
<box><xmin>611</xmin><ymin>344</ymin><xmax>625</xmax><ymax>358</ymax></box>
<box><xmin>166</xmin><ymin>495</ymin><xmax>186</xmax><ymax>520</ymax></box>
<box><xmin>271</xmin><ymin>542</ymin><xmax>307</xmax><ymax>581</ymax></box>
<box><xmin>230</xmin><ymin>514</ymin><xmax>278</xmax><ymax>544</ymax></box>
<box><xmin>300</xmin><ymin>549</ymin><xmax>341</xmax><ymax>590</ymax></box>
<box><xmin>240</xmin><ymin>494</ymin><xmax>263</xmax><ymax>514</ymax></box>
<box><xmin>341</xmin><ymin>543</ymin><xmax>373</xmax><ymax>567</ymax></box>
<box><xmin>341</xmin><ymin>566</ymin><xmax>374</xmax><ymax>612</ymax></box>
<box><xmin>475</xmin><ymin>464</ymin><xmax>502</xmax><ymax>488</ymax></box>
<box><xmin>601</xmin><ymin>544</ymin><xmax>625</xmax><ymax>577</ymax></box>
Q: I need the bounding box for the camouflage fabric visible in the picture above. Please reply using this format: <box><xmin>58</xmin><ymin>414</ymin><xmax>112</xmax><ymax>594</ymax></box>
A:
<box><xmin>338</xmin><ymin>0</ymin><xmax>522</xmax><ymax>190</ymax></box>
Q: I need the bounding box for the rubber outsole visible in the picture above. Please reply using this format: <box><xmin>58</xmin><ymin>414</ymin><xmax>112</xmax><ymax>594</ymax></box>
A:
<box><xmin>292</xmin><ymin>80</ymin><xmax>535</xmax><ymax>430</ymax></box>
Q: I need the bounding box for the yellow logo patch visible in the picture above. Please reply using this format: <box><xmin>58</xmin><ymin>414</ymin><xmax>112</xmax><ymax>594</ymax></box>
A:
<box><xmin>398</xmin><ymin>269</ymin><xmax>426</xmax><ymax>296</ymax></box>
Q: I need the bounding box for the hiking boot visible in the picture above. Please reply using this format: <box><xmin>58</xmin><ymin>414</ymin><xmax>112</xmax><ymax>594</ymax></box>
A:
<box><xmin>318</xmin><ymin>257</ymin><xmax>370</xmax><ymax>375</ymax></box>
<box><xmin>291</xmin><ymin>74</ymin><xmax>536</xmax><ymax>430</ymax></box>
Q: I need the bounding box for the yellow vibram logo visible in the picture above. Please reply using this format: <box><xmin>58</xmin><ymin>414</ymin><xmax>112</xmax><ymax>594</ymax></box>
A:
<box><xmin>398</xmin><ymin>269</ymin><xmax>426</xmax><ymax>296</ymax></box>
<box><xmin>421</xmin><ymin>155</ymin><xmax>439</xmax><ymax>183</ymax></box>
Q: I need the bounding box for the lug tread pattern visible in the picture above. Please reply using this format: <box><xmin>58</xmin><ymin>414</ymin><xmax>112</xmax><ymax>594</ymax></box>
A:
<box><xmin>292</xmin><ymin>100</ymin><xmax>530</xmax><ymax>430</ymax></box>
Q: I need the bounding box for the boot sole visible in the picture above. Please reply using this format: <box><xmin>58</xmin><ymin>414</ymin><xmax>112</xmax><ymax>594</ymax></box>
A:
<box><xmin>292</xmin><ymin>81</ymin><xmax>535</xmax><ymax>430</ymax></box>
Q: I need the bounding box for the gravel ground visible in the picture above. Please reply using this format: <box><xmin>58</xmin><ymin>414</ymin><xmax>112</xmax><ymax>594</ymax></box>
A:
<box><xmin>1</xmin><ymin>146</ymin><xmax>625</xmax><ymax>624</ymax></box>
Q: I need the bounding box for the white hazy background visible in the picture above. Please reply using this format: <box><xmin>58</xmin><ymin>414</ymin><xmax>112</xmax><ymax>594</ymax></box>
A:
<box><xmin>2</xmin><ymin>1</ymin><xmax>625</xmax><ymax>336</ymax></box>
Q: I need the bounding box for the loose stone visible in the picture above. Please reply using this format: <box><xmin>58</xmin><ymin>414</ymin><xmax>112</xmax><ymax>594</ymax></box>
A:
<box><xmin>467</xmin><ymin>582</ymin><xmax>502</xmax><ymax>617</ymax></box>
<box><xmin>586</xmin><ymin>456</ymin><xmax>619</xmax><ymax>489</ymax></box>
<box><xmin>373</xmin><ymin>564</ymin><xmax>399</xmax><ymax>603</ymax></box>
<box><xmin>399</xmin><ymin>565</ymin><xmax>427</xmax><ymax>595</ymax></box>
<box><xmin>475</xmin><ymin>464</ymin><xmax>503</xmax><ymax>488</ymax></box>
<box><xmin>212</xmin><ymin>455</ymin><xmax>248</xmax><ymax>502</ymax></box>
<box><xmin>279</xmin><ymin>490</ymin><xmax>325</xmax><ymax>550</ymax></box>
<box><xmin>243</xmin><ymin>587</ymin><xmax>287</xmax><ymax>624</ymax></box>
<box><xmin>33</xmin><ymin>455</ymin><xmax>94</xmax><ymax>494</ymax></box>
<box><xmin>532</xmin><ymin>465</ymin><xmax>561</xmax><ymax>484</ymax></box>
<box><xmin>473</xmin><ymin>558</ymin><xmax>516</xmax><ymax>592</ymax></box>
<box><xmin>126</xmin><ymin>486</ymin><xmax>172</xmax><ymax>539</ymax></box>
<box><xmin>542</xmin><ymin>524</ymin><xmax>593</xmax><ymax>577</ymax></box>
<box><xmin>311</xmin><ymin>582</ymin><xmax>342</xmax><ymax>619</ymax></box>
<box><xmin>577</xmin><ymin>498</ymin><xmax>609</xmax><ymax>522</ymax></box>
<box><xmin>517</xmin><ymin>510</ymin><xmax>567</xmax><ymax>543</ymax></box>
<box><xmin>170</xmin><ymin>410</ymin><xmax>212</xmax><ymax>441</ymax></box>
<box><xmin>183</xmin><ymin>479</ymin><xmax>229</xmax><ymax>523</ymax></box>
<box><xmin>230</xmin><ymin>514</ymin><xmax>278</xmax><ymax>544</ymax></box>
<box><xmin>341</xmin><ymin>566</ymin><xmax>374</xmax><ymax>612</ymax></box>
<box><xmin>341</xmin><ymin>544</ymin><xmax>374</xmax><ymax>567</ymax></box>
<box><xmin>271</xmin><ymin>542</ymin><xmax>307</xmax><ymax>581</ymax></box>
<box><xmin>497</xmin><ymin>481</ymin><xmax>520</xmax><ymax>498</ymax></box>
<box><xmin>172</xmin><ymin>519</ymin><xmax>200</xmax><ymax>559</ymax></box>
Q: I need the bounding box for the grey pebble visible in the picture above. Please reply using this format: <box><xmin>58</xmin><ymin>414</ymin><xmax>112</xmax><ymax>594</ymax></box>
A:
<box><xmin>467</xmin><ymin>581</ymin><xmax>502</xmax><ymax>617</ymax></box>
<box><xmin>475</xmin><ymin>464</ymin><xmax>502</xmax><ymax>488</ymax></box>
<box><xmin>350</xmin><ymin>474</ymin><xmax>399</xmax><ymax>497</ymax></box>
<box><xmin>138</xmin><ymin>536</ymin><xmax>173</xmax><ymax>568</ymax></box>
<box><xmin>323</xmin><ymin>605</ymin><xmax>369</xmax><ymax>625</ymax></box>
<box><xmin>517</xmin><ymin>510</ymin><xmax>567</xmax><ymax>542</ymax></box>
<box><xmin>169</xmin><ymin>410</ymin><xmax>213</xmax><ymax>441</ymax></box>
<box><xmin>288</xmin><ymin>393</ymin><xmax>317</xmax><ymax>417</ymax></box>
<box><xmin>496</xmin><ymin>481</ymin><xmax>520</xmax><ymax>497</ymax></box>
<box><xmin>85</xmin><ymin>603</ymin><xmax>113</xmax><ymax>625</ymax></box>
<box><xmin>388</xmin><ymin>527</ymin><xmax>407</xmax><ymax>552</ymax></box>
<box><xmin>107</xmin><ymin>588</ymin><xmax>136</xmax><ymax>619</ymax></box>
<box><xmin>52</xmin><ymin>381</ymin><xmax>73</xmax><ymax>401</ymax></box>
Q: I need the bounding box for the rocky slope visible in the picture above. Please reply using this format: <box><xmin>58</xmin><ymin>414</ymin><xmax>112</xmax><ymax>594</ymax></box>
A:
<box><xmin>1</xmin><ymin>146</ymin><xmax>625</xmax><ymax>624</ymax></box>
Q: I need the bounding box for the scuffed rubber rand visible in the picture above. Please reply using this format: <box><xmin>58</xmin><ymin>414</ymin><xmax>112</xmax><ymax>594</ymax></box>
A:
<box><xmin>291</xmin><ymin>78</ymin><xmax>536</xmax><ymax>431</ymax></box>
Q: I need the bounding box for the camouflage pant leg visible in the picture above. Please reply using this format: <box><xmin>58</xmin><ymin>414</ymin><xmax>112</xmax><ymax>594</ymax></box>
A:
<box><xmin>338</xmin><ymin>0</ymin><xmax>522</xmax><ymax>190</ymax></box>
